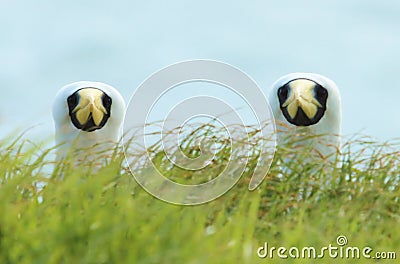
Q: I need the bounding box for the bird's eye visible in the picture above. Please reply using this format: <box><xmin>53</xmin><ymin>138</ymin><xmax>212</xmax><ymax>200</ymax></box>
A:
<box><xmin>67</xmin><ymin>94</ymin><xmax>78</xmax><ymax>108</ymax></box>
<box><xmin>314</xmin><ymin>86</ymin><xmax>328</xmax><ymax>100</ymax></box>
<box><xmin>278</xmin><ymin>86</ymin><xmax>289</xmax><ymax>101</ymax></box>
<box><xmin>102</xmin><ymin>94</ymin><xmax>112</xmax><ymax>108</ymax></box>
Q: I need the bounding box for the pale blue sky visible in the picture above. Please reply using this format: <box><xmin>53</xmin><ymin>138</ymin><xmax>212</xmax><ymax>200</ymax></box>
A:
<box><xmin>0</xmin><ymin>0</ymin><xmax>399</xmax><ymax>141</ymax></box>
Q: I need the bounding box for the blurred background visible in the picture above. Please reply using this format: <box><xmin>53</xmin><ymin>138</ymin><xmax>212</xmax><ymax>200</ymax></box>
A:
<box><xmin>0</xmin><ymin>0</ymin><xmax>399</xmax><ymax>142</ymax></box>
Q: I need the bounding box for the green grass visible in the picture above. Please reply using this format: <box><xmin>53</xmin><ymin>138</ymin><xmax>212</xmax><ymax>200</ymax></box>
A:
<box><xmin>0</xmin><ymin>129</ymin><xmax>399</xmax><ymax>264</ymax></box>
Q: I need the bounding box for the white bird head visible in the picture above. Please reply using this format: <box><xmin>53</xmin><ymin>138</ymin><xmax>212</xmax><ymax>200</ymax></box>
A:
<box><xmin>269</xmin><ymin>73</ymin><xmax>341</xmax><ymax>158</ymax></box>
<box><xmin>52</xmin><ymin>81</ymin><xmax>126</xmax><ymax>160</ymax></box>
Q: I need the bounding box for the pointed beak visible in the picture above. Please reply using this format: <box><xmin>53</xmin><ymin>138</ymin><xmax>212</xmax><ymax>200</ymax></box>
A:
<box><xmin>282</xmin><ymin>80</ymin><xmax>322</xmax><ymax>120</ymax></box>
<box><xmin>72</xmin><ymin>88</ymin><xmax>107</xmax><ymax>127</ymax></box>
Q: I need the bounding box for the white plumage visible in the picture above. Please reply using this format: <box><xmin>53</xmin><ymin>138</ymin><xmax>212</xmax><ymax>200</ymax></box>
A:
<box><xmin>52</xmin><ymin>81</ymin><xmax>126</xmax><ymax>161</ymax></box>
<box><xmin>269</xmin><ymin>73</ymin><xmax>341</xmax><ymax>159</ymax></box>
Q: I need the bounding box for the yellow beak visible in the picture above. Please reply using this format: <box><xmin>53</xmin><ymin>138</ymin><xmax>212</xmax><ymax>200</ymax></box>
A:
<box><xmin>72</xmin><ymin>88</ymin><xmax>108</xmax><ymax>126</ymax></box>
<box><xmin>282</xmin><ymin>79</ymin><xmax>322</xmax><ymax>119</ymax></box>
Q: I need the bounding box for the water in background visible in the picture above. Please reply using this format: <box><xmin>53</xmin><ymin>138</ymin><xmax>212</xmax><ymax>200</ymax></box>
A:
<box><xmin>1</xmin><ymin>0</ymin><xmax>399</xmax><ymax>143</ymax></box>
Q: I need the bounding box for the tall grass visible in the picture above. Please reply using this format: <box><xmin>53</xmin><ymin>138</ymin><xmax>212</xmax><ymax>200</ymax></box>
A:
<box><xmin>0</xmin><ymin>129</ymin><xmax>399</xmax><ymax>263</ymax></box>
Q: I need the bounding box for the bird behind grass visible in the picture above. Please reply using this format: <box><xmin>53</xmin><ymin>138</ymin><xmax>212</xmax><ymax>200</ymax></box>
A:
<box><xmin>269</xmin><ymin>73</ymin><xmax>341</xmax><ymax>161</ymax></box>
<box><xmin>52</xmin><ymin>81</ymin><xmax>126</xmax><ymax>165</ymax></box>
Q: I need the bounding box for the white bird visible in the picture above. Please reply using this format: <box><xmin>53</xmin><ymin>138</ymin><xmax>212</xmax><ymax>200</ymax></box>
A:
<box><xmin>269</xmin><ymin>73</ymin><xmax>341</xmax><ymax>159</ymax></box>
<box><xmin>52</xmin><ymin>81</ymin><xmax>126</xmax><ymax>162</ymax></box>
